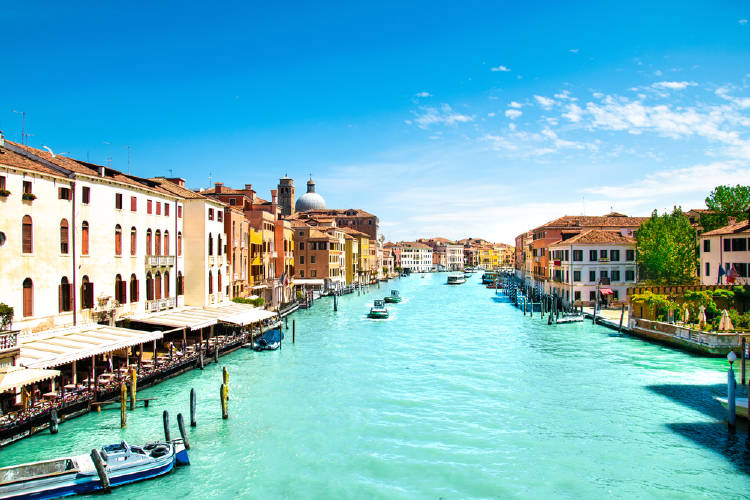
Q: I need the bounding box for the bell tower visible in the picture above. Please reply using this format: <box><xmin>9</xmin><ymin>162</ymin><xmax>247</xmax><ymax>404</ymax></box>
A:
<box><xmin>278</xmin><ymin>176</ymin><xmax>295</xmax><ymax>216</ymax></box>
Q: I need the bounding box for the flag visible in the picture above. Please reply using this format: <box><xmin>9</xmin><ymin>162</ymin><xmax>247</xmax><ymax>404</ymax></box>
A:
<box><xmin>718</xmin><ymin>264</ymin><xmax>726</xmax><ymax>284</ymax></box>
<box><xmin>728</xmin><ymin>265</ymin><xmax>739</xmax><ymax>284</ymax></box>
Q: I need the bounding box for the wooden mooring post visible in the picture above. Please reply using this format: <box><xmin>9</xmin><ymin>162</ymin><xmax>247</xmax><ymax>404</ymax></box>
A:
<box><xmin>618</xmin><ymin>304</ymin><xmax>625</xmax><ymax>333</ymax></box>
<box><xmin>129</xmin><ymin>367</ymin><xmax>137</xmax><ymax>411</ymax></box>
<box><xmin>190</xmin><ymin>388</ymin><xmax>197</xmax><ymax>427</ymax></box>
<box><xmin>163</xmin><ymin>410</ymin><xmax>171</xmax><ymax>441</ymax></box>
<box><xmin>120</xmin><ymin>383</ymin><xmax>127</xmax><ymax>428</ymax></box>
<box><xmin>220</xmin><ymin>384</ymin><xmax>228</xmax><ymax>419</ymax></box>
<box><xmin>177</xmin><ymin>413</ymin><xmax>190</xmax><ymax>450</ymax></box>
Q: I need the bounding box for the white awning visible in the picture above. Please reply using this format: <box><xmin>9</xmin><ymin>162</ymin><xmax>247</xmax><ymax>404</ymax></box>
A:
<box><xmin>0</xmin><ymin>366</ymin><xmax>60</xmax><ymax>392</ymax></box>
<box><xmin>136</xmin><ymin>307</ymin><xmax>219</xmax><ymax>331</ymax></box>
<box><xmin>203</xmin><ymin>303</ymin><xmax>278</xmax><ymax>326</ymax></box>
<box><xmin>292</xmin><ymin>279</ymin><xmax>325</xmax><ymax>286</ymax></box>
<box><xmin>19</xmin><ymin>325</ymin><xmax>163</xmax><ymax>369</ymax></box>
<box><xmin>251</xmin><ymin>284</ymin><xmax>268</xmax><ymax>290</ymax></box>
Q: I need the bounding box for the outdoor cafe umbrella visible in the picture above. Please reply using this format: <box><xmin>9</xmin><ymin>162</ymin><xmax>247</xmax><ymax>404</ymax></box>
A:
<box><xmin>719</xmin><ymin>309</ymin><xmax>734</xmax><ymax>331</ymax></box>
<box><xmin>698</xmin><ymin>305</ymin><xmax>707</xmax><ymax>327</ymax></box>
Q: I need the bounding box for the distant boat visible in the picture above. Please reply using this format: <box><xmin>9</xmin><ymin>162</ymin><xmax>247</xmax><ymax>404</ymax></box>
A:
<box><xmin>446</xmin><ymin>273</ymin><xmax>466</xmax><ymax>285</ymax></box>
<box><xmin>717</xmin><ymin>397</ymin><xmax>749</xmax><ymax>418</ymax></box>
<box><xmin>481</xmin><ymin>271</ymin><xmax>498</xmax><ymax>284</ymax></box>
<box><xmin>248</xmin><ymin>328</ymin><xmax>284</xmax><ymax>351</ymax></box>
<box><xmin>555</xmin><ymin>314</ymin><xmax>585</xmax><ymax>324</ymax></box>
<box><xmin>0</xmin><ymin>440</ymin><xmax>189</xmax><ymax>500</ymax></box>
<box><xmin>384</xmin><ymin>290</ymin><xmax>402</xmax><ymax>303</ymax></box>
<box><xmin>368</xmin><ymin>299</ymin><xmax>389</xmax><ymax>319</ymax></box>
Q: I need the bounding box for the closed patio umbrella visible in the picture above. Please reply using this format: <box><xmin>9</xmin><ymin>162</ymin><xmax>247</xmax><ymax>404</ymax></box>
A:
<box><xmin>698</xmin><ymin>305</ymin><xmax>707</xmax><ymax>327</ymax></box>
<box><xmin>719</xmin><ymin>309</ymin><xmax>734</xmax><ymax>331</ymax></box>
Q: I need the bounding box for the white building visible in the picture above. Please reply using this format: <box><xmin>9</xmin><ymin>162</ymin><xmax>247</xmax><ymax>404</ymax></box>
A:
<box><xmin>548</xmin><ymin>230</ymin><xmax>637</xmax><ymax>306</ymax></box>
<box><xmin>400</xmin><ymin>242</ymin><xmax>433</xmax><ymax>273</ymax></box>
<box><xmin>151</xmin><ymin>178</ymin><xmax>229</xmax><ymax>306</ymax></box>
<box><xmin>699</xmin><ymin>215</ymin><xmax>750</xmax><ymax>285</ymax></box>
<box><xmin>0</xmin><ymin>138</ymin><xmax>186</xmax><ymax>334</ymax></box>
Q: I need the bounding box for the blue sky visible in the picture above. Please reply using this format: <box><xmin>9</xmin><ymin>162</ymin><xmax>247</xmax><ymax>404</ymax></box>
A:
<box><xmin>2</xmin><ymin>1</ymin><xmax>749</xmax><ymax>244</ymax></box>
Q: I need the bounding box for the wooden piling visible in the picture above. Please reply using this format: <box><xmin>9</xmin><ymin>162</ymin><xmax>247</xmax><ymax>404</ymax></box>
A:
<box><xmin>177</xmin><ymin>413</ymin><xmax>190</xmax><ymax>450</ymax></box>
<box><xmin>163</xmin><ymin>410</ymin><xmax>171</xmax><ymax>441</ymax></box>
<box><xmin>742</xmin><ymin>338</ymin><xmax>747</xmax><ymax>386</ymax></box>
<box><xmin>223</xmin><ymin>366</ymin><xmax>229</xmax><ymax>390</ymax></box>
<box><xmin>220</xmin><ymin>383</ymin><xmax>228</xmax><ymax>419</ymax></box>
<box><xmin>129</xmin><ymin>367</ymin><xmax>137</xmax><ymax>411</ymax></box>
<box><xmin>199</xmin><ymin>351</ymin><xmax>204</xmax><ymax>370</ymax></box>
<box><xmin>190</xmin><ymin>388</ymin><xmax>197</xmax><ymax>427</ymax></box>
<box><xmin>618</xmin><ymin>304</ymin><xmax>625</xmax><ymax>333</ymax></box>
<box><xmin>91</xmin><ymin>449</ymin><xmax>110</xmax><ymax>492</ymax></box>
<box><xmin>50</xmin><ymin>409</ymin><xmax>59</xmax><ymax>434</ymax></box>
<box><xmin>214</xmin><ymin>344</ymin><xmax>219</xmax><ymax>363</ymax></box>
<box><xmin>120</xmin><ymin>383</ymin><xmax>127</xmax><ymax>428</ymax></box>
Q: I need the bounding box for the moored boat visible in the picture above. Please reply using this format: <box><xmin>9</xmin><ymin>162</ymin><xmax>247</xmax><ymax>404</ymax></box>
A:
<box><xmin>555</xmin><ymin>314</ymin><xmax>585</xmax><ymax>324</ymax></box>
<box><xmin>0</xmin><ymin>440</ymin><xmax>189</xmax><ymax>500</ymax></box>
<box><xmin>248</xmin><ymin>327</ymin><xmax>284</xmax><ymax>351</ymax></box>
<box><xmin>481</xmin><ymin>271</ymin><xmax>498</xmax><ymax>284</ymax></box>
<box><xmin>717</xmin><ymin>397</ymin><xmax>749</xmax><ymax>419</ymax></box>
<box><xmin>368</xmin><ymin>299</ymin><xmax>389</xmax><ymax>319</ymax></box>
<box><xmin>446</xmin><ymin>273</ymin><xmax>466</xmax><ymax>285</ymax></box>
<box><xmin>384</xmin><ymin>290</ymin><xmax>402</xmax><ymax>303</ymax></box>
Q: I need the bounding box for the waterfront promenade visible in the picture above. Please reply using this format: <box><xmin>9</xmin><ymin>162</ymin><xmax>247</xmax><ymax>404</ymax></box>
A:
<box><xmin>0</xmin><ymin>272</ymin><xmax>747</xmax><ymax>498</ymax></box>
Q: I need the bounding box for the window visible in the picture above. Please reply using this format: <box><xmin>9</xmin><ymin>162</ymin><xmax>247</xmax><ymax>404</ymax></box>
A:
<box><xmin>59</xmin><ymin>187</ymin><xmax>71</xmax><ymax>200</ymax></box>
<box><xmin>703</xmin><ymin>240</ymin><xmax>710</xmax><ymax>253</ymax></box>
<box><xmin>573</xmin><ymin>250</ymin><xmax>583</xmax><ymax>261</ymax></box>
<box><xmin>725</xmin><ymin>238</ymin><xmax>731</xmax><ymax>252</ymax></box>
<box><xmin>22</xmin><ymin>215</ymin><xmax>32</xmax><ymax>253</ymax></box>
<box><xmin>165</xmin><ymin>203</ymin><xmax>169</xmax><ymax>216</ymax></box>
<box><xmin>612</xmin><ymin>270</ymin><xmax>621</xmax><ymax>281</ymax></box>
<box><xmin>600</xmin><ymin>270</ymin><xmax>608</xmax><ymax>279</ymax></box>
<box><xmin>156</xmin><ymin>202</ymin><xmax>161</xmax><ymax>215</ymax></box>
<box><xmin>705</xmin><ymin>262</ymin><xmax>710</xmax><ymax>277</ymax></box>
<box><xmin>155</xmin><ymin>230</ymin><xmax>162</xmax><ymax>256</ymax></box>
<box><xmin>177</xmin><ymin>271</ymin><xmax>184</xmax><ymax>296</ymax></box>
<box><xmin>164</xmin><ymin>231</ymin><xmax>169</xmax><ymax>255</ymax></box>
<box><xmin>589</xmin><ymin>249</ymin><xmax>597</xmax><ymax>261</ymax></box>
<box><xmin>218</xmin><ymin>211</ymin><xmax>223</xmax><ymax>222</ymax></box>
<box><xmin>177</xmin><ymin>205</ymin><xmax>182</xmax><ymax>218</ymax></box>
<box><xmin>589</xmin><ymin>291</ymin><xmax>596</xmax><ymax>301</ymax></box>
<box><xmin>732</xmin><ymin>238</ymin><xmax>747</xmax><ymax>252</ymax></box>
<box><xmin>0</xmin><ymin>176</ymin><xmax>5</xmax><ymax>190</ymax></box>
<box><xmin>299</xmin><ymin>256</ymin><xmax>305</xmax><ymax>265</ymax></box>
<box><xmin>208</xmin><ymin>234</ymin><xmax>213</xmax><ymax>255</ymax></box>
<box><xmin>115</xmin><ymin>193</ymin><xmax>123</xmax><ymax>209</ymax></box>
<box><xmin>130</xmin><ymin>274</ymin><xmax>139</xmax><ymax>302</ymax></box>
<box><xmin>59</xmin><ymin>277</ymin><xmax>72</xmax><ymax>312</ymax></box>
<box><xmin>147</xmin><ymin>200</ymin><xmax>152</xmax><ymax>214</ymax></box>
<box><xmin>230</xmin><ymin>198</ymin><xmax>236</xmax><ymax>206</ymax></box>
<box><xmin>735</xmin><ymin>263</ymin><xmax>748</xmax><ymax>277</ymax></box>
<box><xmin>218</xmin><ymin>235</ymin><xmax>222</xmax><ymax>256</ymax></box>
<box><xmin>81</xmin><ymin>276</ymin><xmax>94</xmax><ymax>309</ymax></box>
<box><xmin>115</xmin><ymin>274</ymin><xmax>126</xmax><ymax>304</ymax></box>
<box><xmin>299</xmin><ymin>242</ymin><xmax>304</xmax><ymax>250</ymax></box>
<box><xmin>600</xmin><ymin>249</ymin><xmax>608</xmax><ymax>259</ymax></box>
<box><xmin>82</xmin><ymin>186</ymin><xmax>91</xmax><ymax>204</ymax></box>
<box><xmin>60</xmin><ymin>219</ymin><xmax>69</xmax><ymax>254</ymax></box>
<box><xmin>115</xmin><ymin>225</ymin><xmax>122</xmax><ymax>255</ymax></box>
<box><xmin>610</xmin><ymin>250</ymin><xmax>620</xmax><ymax>261</ymax></box>
<box><xmin>208</xmin><ymin>271</ymin><xmax>213</xmax><ymax>294</ymax></box>
<box><xmin>130</xmin><ymin>196</ymin><xmax>137</xmax><ymax>211</ymax></box>
<box><xmin>130</xmin><ymin>227</ymin><xmax>137</xmax><ymax>255</ymax></box>
<box><xmin>208</xmin><ymin>208</ymin><xmax>214</xmax><ymax>221</ymax></box>
<box><xmin>154</xmin><ymin>271</ymin><xmax>162</xmax><ymax>299</ymax></box>
<box><xmin>299</xmin><ymin>270</ymin><xmax>304</xmax><ymax>278</ymax></box>
<box><xmin>626</xmin><ymin>269</ymin><xmax>635</xmax><ymax>281</ymax></box>
<box><xmin>23</xmin><ymin>278</ymin><xmax>33</xmax><ymax>317</ymax></box>
<box><xmin>164</xmin><ymin>271</ymin><xmax>170</xmax><ymax>297</ymax></box>
<box><xmin>146</xmin><ymin>229</ymin><xmax>152</xmax><ymax>255</ymax></box>
<box><xmin>23</xmin><ymin>181</ymin><xmax>32</xmax><ymax>194</ymax></box>
<box><xmin>311</xmin><ymin>270</ymin><xmax>317</xmax><ymax>277</ymax></box>
<box><xmin>218</xmin><ymin>270</ymin><xmax>222</xmax><ymax>291</ymax></box>
<box><xmin>81</xmin><ymin>221</ymin><xmax>89</xmax><ymax>255</ymax></box>
<box><xmin>311</xmin><ymin>255</ymin><xmax>316</xmax><ymax>264</ymax></box>
<box><xmin>573</xmin><ymin>270</ymin><xmax>581</xmax><ymax>281</ymax></box>
<box><xmin>178</xmin><ymin>232</ymin><xmax>182</xmax><ymax>256</ymax></box>
<box><xmin>146</xmin><ymin>272</ymin><xmax>154</xmax><ymax>300</ymax></box>
<box><xmin>613</xmin><ymin>291</ymin><xmax>619</xmax><ymax>301</ymax></box>
<box><xmin>589</xmin><ymin>270</ymin><xmax>596</xmax><ymax>282</ymax></box>
<box><xmin>626</xmin><ymin>249</ymin><xmax>635</xmax><ymax>261</ymax></box>
<box><xmin>574</xmin><ymin>291</ymin><xmax>581</xmax><ymax>301</ymax></box>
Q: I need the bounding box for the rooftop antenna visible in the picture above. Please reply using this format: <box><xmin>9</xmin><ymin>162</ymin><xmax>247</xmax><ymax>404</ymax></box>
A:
<box><xmin>168</xmin><ymin>168</ymin><xmax>174</xmax><ymax>177</ymax></box>
<box><xmin>12</xmin><ymin>110</ymin><xmax>25</xmax><ymax>145</ymax></box>
<box><xmin>103</xmin><ymin>141</ymin><xmax>111</xmax><ymax>168</ymax></box>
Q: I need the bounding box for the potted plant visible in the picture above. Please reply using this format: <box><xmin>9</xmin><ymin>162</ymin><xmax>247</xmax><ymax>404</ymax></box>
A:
<box><xmin>0</xmin><ymin>189</ymin><xmax>10</xmax><ymax>198</ymax></box>
<box><xmin>0</xmin><ymin>303</ymin><xmax>13</xmax><ymax>331</ymax></box>
<box><xmin>21</xmin><ymin>192</ymin><xmax>36</xmax><ymax>201</ymax></box>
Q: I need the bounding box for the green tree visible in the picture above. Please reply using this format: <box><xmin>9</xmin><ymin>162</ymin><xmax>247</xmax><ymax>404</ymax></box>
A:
<box><xmin>636</xmin><ymin>207</ymin><xmax>697</xmax><ymax>284</ymax></box>
<box><xmin>702</xmin><ymin>184</ymin><xmax>750</xmax><ymax>232</ymax></box>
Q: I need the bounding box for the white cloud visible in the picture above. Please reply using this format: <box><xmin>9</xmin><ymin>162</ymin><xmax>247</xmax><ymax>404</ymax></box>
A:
<box><xmin>412</xmin><ymin>104</ymin><xmax>473</xmax><ymax>129</ymax></box>
<box><xmin>562</xmin><ymin>103</ymin><xmax>583</xmax><ymax>123</ymax></box>
<box><xmin>740</xmin><ymin>19</ymin><xmax>748</xmax><ymax>25</ymax></box>
<box><xmin>569</xmin><ymin>48</ymin><xmax>579</xmax><ymax>53</ymax></box>
<box><xmin>415</xmin><ymin>91</ymin><xmax>432</xmax><ymax>97</ymax></box>
<box><xmin>491</xmin><ymin>65</ymin><xmax>511</xmax><ymax>72</ymax></box>
<box><xmin>716</xmin><ymin>86</ymin><xmax>750</xmax><ymax>109</ymax></box>
<box><xmin>509</xmin><ymin>101</ymin><xmax>522</xmax><ymax>108</ymax></box>
<box><xmin>534</xmin><ymin>95</ymin><xmax>556</xmax><ymax>109</ymax></box>
<box><xmin>652</xmin><ymin>81</ymin><xmax>697</xmax><ymax>90</ymax></box>
<box><xmin>487</xmin><ymin>112</ymin><xmax>496</xmax><ymax>117</ymax></box>
<box><xmin>505</xmin><ymin>109</ymin><xmax>522</xmax><ymax>120</ymax></box>
<box><xmin>554</xmin><ymin>90</ymin><xmax>575</xmax><ymax>100</ymax></box>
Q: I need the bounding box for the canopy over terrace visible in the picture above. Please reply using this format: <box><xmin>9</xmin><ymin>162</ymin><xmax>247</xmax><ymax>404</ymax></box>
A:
<box><xmin>0</xmin><ymin>366</ymin><xmax>60</xmax><ymax>392</ymax></box>
<box><xmin>136</xmin><ymin>304</ymin><xmax>277</xmax><ymax>330</ymax></box>
<box><xmin>18</xmin><ymin>325</ymin><xmax>163</xmax><ymax>369</ymax></box>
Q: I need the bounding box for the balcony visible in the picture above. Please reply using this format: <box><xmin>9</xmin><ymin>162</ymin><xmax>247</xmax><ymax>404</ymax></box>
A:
<box><xmin>0</xmin><ymin>331</ymin><xmax>18</xmax><ymax>352</ymax></box>
<box><xmin>145</xmin><ymin>255</ymin><xmax>175</xmax><ymax>267</ymax></box>
<box><xmin>145</xmin><ymin>297</ymin><xmax>176</xmax><ymax>313</ymax></box>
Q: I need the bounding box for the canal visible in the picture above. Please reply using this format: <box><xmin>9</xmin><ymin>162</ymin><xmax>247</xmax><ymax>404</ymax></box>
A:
<box><xmin>3</xmin><ymin>272</ymin><xmax>750</xmax><ymax>498</ymax></box>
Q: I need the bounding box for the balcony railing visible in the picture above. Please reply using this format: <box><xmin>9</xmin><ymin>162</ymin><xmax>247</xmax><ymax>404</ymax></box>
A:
<box><xmin>145</xmin><ymin>297</ymin><xmax>176</xmax><ymax>313</ymax></box>
<box><xmin>0</xmin><ymin>331</ymin><xmax>18</xmax><ymax>351</ymax></box>
<box><xmin>145</xmin><ymin>255</ymin><xmax>175</xmax><ymax>267</ymax></box>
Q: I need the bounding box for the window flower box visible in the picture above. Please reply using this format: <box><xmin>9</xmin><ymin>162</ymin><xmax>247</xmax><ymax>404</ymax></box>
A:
<box><xmin>21</xmin><ymin>193</ymin><xmax>36</xmax><ymax>201</ymax></box>
<box><xmin>0</xmin><ymin>190</ymin><xmax>10</xmax><ymax>197</ymax></box>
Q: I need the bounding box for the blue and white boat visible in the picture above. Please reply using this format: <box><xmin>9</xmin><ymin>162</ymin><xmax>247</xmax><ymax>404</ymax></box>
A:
<box><xmin>368</xmin><ymin>299</ymin><xmax>389</xmax><ymax>319</ymax></box>
<box><xmin>0</xmin><ymin>440</ymin><xmax>189</xmax><ymax>500</ymax></box>
<box><xmin>249</xmin><ymin>327</ymin><xmax>283</xmax><ymax>351</ymax></box>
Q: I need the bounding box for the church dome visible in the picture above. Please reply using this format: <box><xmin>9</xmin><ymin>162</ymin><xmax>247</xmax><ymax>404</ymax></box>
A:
<box><xmin>295</xmin><ymin>178</ymin><xmax>326</xmax><ymax>211</ymax></box>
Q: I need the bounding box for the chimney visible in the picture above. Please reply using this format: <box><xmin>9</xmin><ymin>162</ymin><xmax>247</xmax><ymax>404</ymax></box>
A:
<box><xmin>271</xmin><ymin>189</ymin><xmax>278</xmax><ymax>205</ymax></box>
<box><xmin>0</xmin><ymin>130</ymin><xmax>4</xmax><ymax>148</ymax></box>
<box><xmin>244</xmin><ymin>184</ymin><xmax>252</xmax><ymax>191</ymax></box>
<box><xmin>165</xmin><ymin>177</ymin><xmax>186</xmax><ymax>187</ymax></box>
<box><xmin>99</xmin><ymin>166</ymin><xmax>106</xmax><ymax>177</ymax></box>
<box><xmin>214</xmin><ymin>182</ymin><xmax>223</xmax><ymax>193</ymax></box>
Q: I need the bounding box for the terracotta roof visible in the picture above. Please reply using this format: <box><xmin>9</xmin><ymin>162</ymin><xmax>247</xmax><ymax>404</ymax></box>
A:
<box><xmin>301</xmin><ymin>208</ymin><xmax>376</xmax><ymax>218</ymax></box>
<box><xmin>702</xmin><ymin>220</ymin><xmax>750</xmax><ymax>236</ymax></box>
<box><xmin>400</xmin><ymin>241</ymin><xmax>432</xmax><ymax>250</ymax></box>
<box><xmin>0</xmin><ymin>143</ymin><xmax>64</xmax><ymax>177</ymax></box>
<box><xmin>534</xmin><ymin>214</ymin><xmax>649</xmax><ymax>232</ymax></box>
<box><xmin>150</xmin><ymin>177</ymin><xmax>220</xmax><ymax>201</ymax></box>
<box><xmin>340</xmin><ymin>227</ymin><xmax>370</xmax><ymax>238</ymax></box>
<box><xmin>549</xmin><ymin>229</ymin><xmax>635</xmax><ymax>246</ymax></box>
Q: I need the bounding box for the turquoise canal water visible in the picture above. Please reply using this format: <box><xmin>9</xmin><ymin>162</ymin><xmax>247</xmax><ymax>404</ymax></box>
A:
<box><xmin>3</xmin><ymin>272</ymin><xmax>750</xmax><ymax>498</ymax></box>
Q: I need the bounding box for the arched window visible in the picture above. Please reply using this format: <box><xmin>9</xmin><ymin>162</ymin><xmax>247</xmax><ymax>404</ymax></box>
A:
<box><xmin>23</xmin><ymin>278</ymin><xmax>33</xmax><ymax>317</ymax></box>
<box><xmin>130</xmin><ymin>227</ymin><xmax>137</xmax><ymax>256</ymax></box>
<box><xmin>115</xmin><ymin>274</ymin><xmax>126</xmax><ymax>303</ymax></box>
<box><xmin>154</xmin><ymin>271</ymin><xmax>162</xmax><ymax>300</ymax></box>
<box><xmin>60</xmin><ymin>219</ymin><xmax>69</xmax><ymax>254</ymax></box>
<box><xmin>130</xmin><ymin>274</ymin><xmax>139</xmax><ymax>302</ymax></box>
<box><xmin>208</xmin><ymin>233</ymin><xmax>213</xmax><ymax>256</ymax></box>
<box><xmin>177</xmin><ymin>271</ymin><xmax>184</xmax><ymax>296</ymax></box>
<box><xmin>208</xmin><ymin>270</ymin><xmax>213</xmax><ymax>294</ymax></box>
<box><xmin>81</xmin><ymin>221</ymin><xmax>89</xmax><ymax>255</ymax></box>
<box><xmin>81</xmin><ymin>275</ymin><xmax>94</xmax><ymax>309</ymax></box>
<box><xmin>146</xmin><ymin>230</ymin><xmax>152</xmax><ymax>256</ymax></box>
<box><xmin>217</xmin><ymin>270</ymin><xmax>222</xmax><ymax>294</ymax></box>
<box><xmin>59</xmin><ymin>276</ymin><xmax>72</xmax><ymax>312</ymax></box>
<box><xmin>146</xmin><ymin>272</ymin><xmax>154</xmax><ymax>301</ymax></box>
<box><xmin>115</xmin><ymin>225</ymin><xmax>122</xmax><ymax>256</ymax></box>
<box><xmin>22</xmin><ymin>215</ymin><xmax>33</xmax><ymax>253</ymax></box>
<box><xmin>177</xmin><ymin>232</ymin><xmax>183</xmax><ymax>256</ymax></box>
<box><xmin>164</xmin><ymin>231</ymin><xmax>170</xmax><ymax>256</ymax></box>
<box><xmin>155</xmin><ymin>230</ymin><xmax>161</xmax><ymax>256</ymax></box>
<box><xmin>218</xmin><ymin>235</ymin><xmax>222</xmax><ymax>256</ymax></box>
<box><xmin>164</xmin><ymin>271</ymin><xmax>170</xmax><ymax>297</ymax></box>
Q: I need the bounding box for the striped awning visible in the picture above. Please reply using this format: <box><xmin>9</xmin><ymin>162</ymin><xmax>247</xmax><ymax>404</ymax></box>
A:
<box><xmin>0</xmin><ymin>366</ymin><xmax>60</xmax><ymax>392</ymax></box>
<box><xmin>19</xmin><ymin>325</ymin><xmax>163</xmax><ymax>369</ymax></box>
